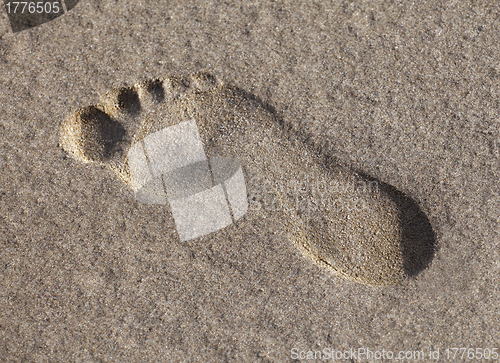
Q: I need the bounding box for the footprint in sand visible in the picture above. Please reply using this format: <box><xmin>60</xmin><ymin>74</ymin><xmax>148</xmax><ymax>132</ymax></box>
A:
<box><xmin>59</xmin><ymin>73</ymin><xmax>436</xmax><ymax>286</ymax></box>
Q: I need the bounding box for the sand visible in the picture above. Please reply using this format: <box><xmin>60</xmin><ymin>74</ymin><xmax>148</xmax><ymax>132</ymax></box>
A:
<box><xmin>1</xmin><ymin>0</ymin><xmax>499</xmax><ymax>361</ymax></box>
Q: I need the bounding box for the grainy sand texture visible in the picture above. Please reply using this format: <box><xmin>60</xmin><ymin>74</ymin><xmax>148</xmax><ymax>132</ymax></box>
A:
<box><xmin>1</xmin><ymin>0</ymin><xmax>499</xmax><ymax>362</ymax></box>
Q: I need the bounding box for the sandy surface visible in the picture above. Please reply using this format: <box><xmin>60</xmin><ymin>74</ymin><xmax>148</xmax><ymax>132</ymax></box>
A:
<box><xmin>1</xmin><ymin>0</ymin><xmax>499</xmax><ymax>361</ymax></box>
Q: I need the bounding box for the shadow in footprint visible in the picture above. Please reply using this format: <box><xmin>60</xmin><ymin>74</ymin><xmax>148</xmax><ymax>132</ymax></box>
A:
<box><xmin>145</xmin><ymin>80</ymin><xmax>166</xmax><ymax>103</ymax></box>
<box><xmin>117</xmin><ymin>88</ymin><xmax>142</xmax><ymax>115</ymax></box>
<box><xmin>79</xmin><ymin>106</ymin><xmax>126</xmax><ymax>162</ymax></box>
<box><xmin>358</xmin><ymin>172</ymin><xmax>437</xmax><ymax>277</ymax></box>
